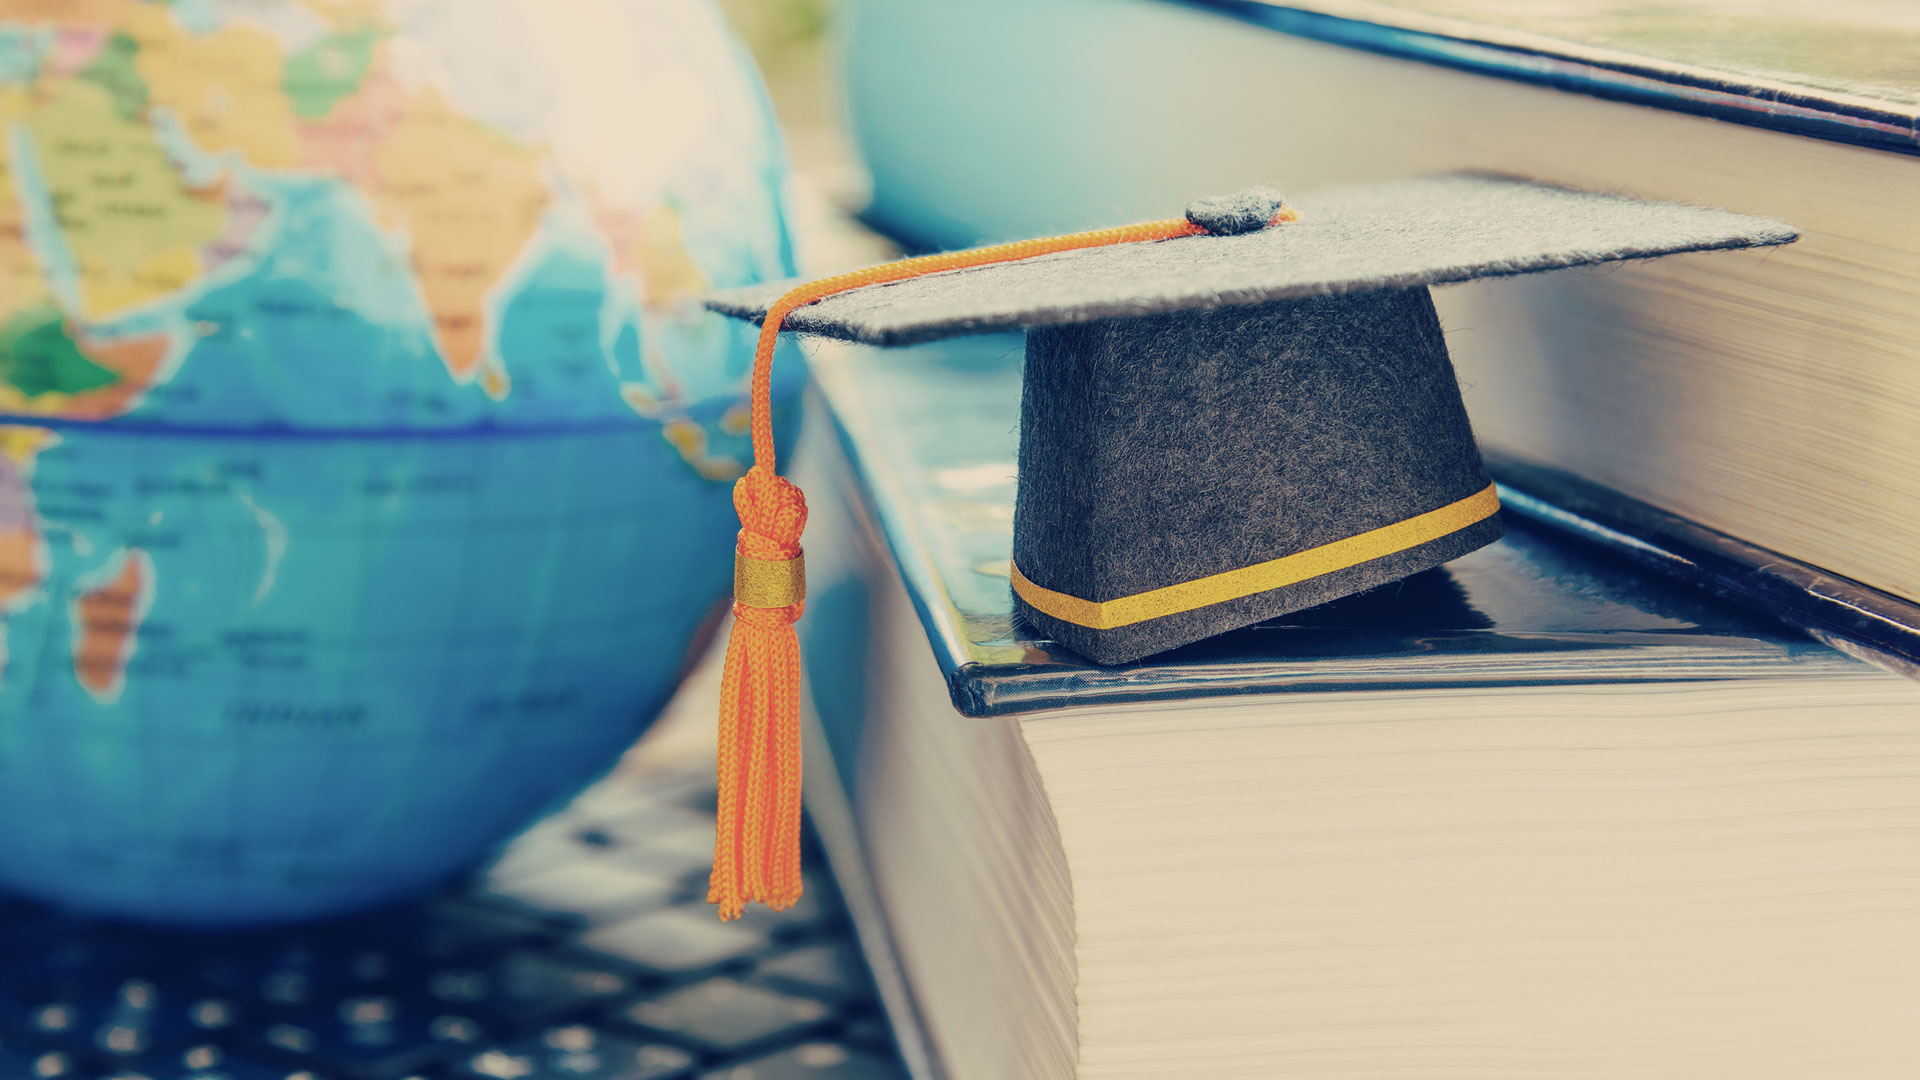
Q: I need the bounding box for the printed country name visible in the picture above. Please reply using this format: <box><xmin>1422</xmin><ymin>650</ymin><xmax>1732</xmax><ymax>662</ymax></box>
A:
<box><xmin>222</xmin><ymin>627</ymin><xmax>311</xmax><ymax>672</ymax></box>
<box><xmin>57</xmin><ymin>199</ymin><xmax>197</xmax><ymax>224</ymax></box>
<box><xmin>226</xmin><ymin>700</ymin><xmax>368</xmax><ymax>728</ymax></box>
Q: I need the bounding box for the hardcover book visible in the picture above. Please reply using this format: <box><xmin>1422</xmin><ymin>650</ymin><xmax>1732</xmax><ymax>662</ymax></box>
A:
<box><xmin>793</xmin><ymin>333</ymin><xmax>1920</xmax><ymax>1080</ymax></box>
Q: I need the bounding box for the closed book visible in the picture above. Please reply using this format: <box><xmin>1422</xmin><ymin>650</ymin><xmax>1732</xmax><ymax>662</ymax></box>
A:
<box><xmin>833</xmin><ymin>0</ymin><xmax>1920</xmax><ymax>668</ymax></box>
<box><xmin>793</xmin><ymin>333</ymin><xmax>1920</xmax><ymax>1080</ymax></box>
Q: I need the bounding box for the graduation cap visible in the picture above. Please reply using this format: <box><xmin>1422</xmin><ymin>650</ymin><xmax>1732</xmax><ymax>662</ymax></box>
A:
<box><xmin>699</xmin><ymin>173</ymin><xmax>1797</xmax><ymax>917</ymax></box>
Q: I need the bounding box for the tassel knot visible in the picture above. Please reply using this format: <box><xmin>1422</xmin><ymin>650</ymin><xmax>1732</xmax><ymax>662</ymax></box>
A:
<box><xmin>733</xmin><ymin>464</ymin><xmax>807</xmax><ymax>562</ymax></box>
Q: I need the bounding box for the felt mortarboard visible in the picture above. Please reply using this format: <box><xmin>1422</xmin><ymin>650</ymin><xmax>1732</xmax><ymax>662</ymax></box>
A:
<box><xmin>699</xmin><ymin>173</ymin><xmax>1796</xmax><ymax>918</ymax></box>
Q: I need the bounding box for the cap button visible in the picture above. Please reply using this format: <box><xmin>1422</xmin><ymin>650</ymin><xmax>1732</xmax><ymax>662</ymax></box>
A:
<box><xmin>1185</xmin><ymin>186</ymin><xmax>1288</xmax><ymax>235</ymax></box>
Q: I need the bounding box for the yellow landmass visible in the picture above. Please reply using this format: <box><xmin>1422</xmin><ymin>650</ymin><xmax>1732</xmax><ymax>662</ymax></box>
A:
<box><xmin>82</xmin><ymin>245</ymin><xmax>202</xmax><ymax>318</ymax></box>
<box><xmin>297</xmin><ymin>0</ymin><xmax>393</xmax><ymax>31</ymax></box>
<box><xmin>620</xmin><ymin>382</ymin><xmax>664</xmax><ymax>418</ymax></box>
<box><xmin>480</xmin><ymin>367</ymin><xmax>509</xmax><ymax>400</ymax></box>
<box><xmin>367</xmin><ymin>89</ymin><xmax>548</xmax><ymax>380</ymax></box>
<box><xmin>20</xmin><ymin>78</ymin><xmax>226</xmax><ymax>321</ymax></box>
<box><xmin>73</xmin><ymin>547</ymin><xmax>149</xmax><ymax>702</ymax></box>
<box><xmin>0</xmin><ymin>0</ymin><xmax>137</xmax><ymax>27</ymax></box>
<box><xmin>126</xmin><ymin>5</ymin><xmax>302</xmax><ymax>169</ymax></box>
<box><xmin>0</xmin><ymin>426</ymin><xmax>57</xmax><ymax>465</ymax></box>
<box><xmin>662</xmin><ymin>419</ymin><xmax>745</xmax><ymax>483</ymax></box>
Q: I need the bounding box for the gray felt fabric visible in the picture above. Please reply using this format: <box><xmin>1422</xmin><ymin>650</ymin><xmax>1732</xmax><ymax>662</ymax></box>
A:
<box><xmin>707</xmin><ymin>173</ymin><xmax>1797</xmax><ymax>346</ymax></box>
<box><xmin>1010</xmin><ymin>288</ymin><xmax>1499</xmax><ymax>665</ymax></box>
<box><xmin>1185</xmin><ymin>186</ymin><xmax>1287</xmax><ymax>235</ymax></box>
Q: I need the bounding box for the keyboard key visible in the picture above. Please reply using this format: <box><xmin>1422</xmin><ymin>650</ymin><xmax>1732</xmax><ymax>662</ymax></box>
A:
<box><xmin>10</xmin><ymin>1045</ymin><xmax>77</xmax><ymax>1078</ymax></box>
<box><xmin>752</xmin><ymin>947</ymin><xmax>867</xmax><ymax>1002</ymax></box>
<box><xmin>730</xmin><ymin>895</ymin><xmax>829</xmax><ymax>943</ymax></box>
<box><xmin>241</xmin><ymin>992</ymin><xmax>487</xmax><ymax>1077</ymax></box>
<box><xmin>480</xmin><ymin>864</ymin><xmax>677</xmax><ymax>925</ymax></box>
<box><xmin>450</xmin><ymin>1027</ymin><xmax>694</xmax><ymax>1080</ymax></box>
<box><xmin>594</xmin><ymin>828</ymin><xmax>713</xmax><ymax>884</ymax></box>
<box><xmin>0</xmin><ymin>765</ymin><xmax>909</xmax><ymax>1080</ymax></box>
<box><xmin>576</xmin><ymin>910</ymin><xmax>765</xmax><ymax>975</ymax></box>
<box><xmin>698</xmin><ymin>1042</ymin><xmax>908</xmax><ymax>1080</ymax></box>
<box><xmin>834</xmin><ymin>1016</ymin><xmax>894</xmax><ymax>1053</ymax></box>
<box><xmin>578</xmin><ymin>805</ymin><xmax>715</xmax><ymax>849</ymax></box>
<box><xmin>81</xmin><ymin>1040</ymin><xmax>334</xmax><ymax>1080</ymax></box>
<box><xmin>619</xmin><ymin>979</ymin><xmax>831</xmax><ymax>1054</ymax></box>
<box><xmin>418</xmin><ymin>900</ymin><xmax>569</xmax><ymax>958</ymax></box>
<box><xmin>454</xmin><ymin>951</ymin><xmax>632</xmax><ymax>1026</ymax></box>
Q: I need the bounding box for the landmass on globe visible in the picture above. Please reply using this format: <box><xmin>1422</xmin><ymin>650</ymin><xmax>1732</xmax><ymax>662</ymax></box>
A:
<box><xmin>0</xmin><ymin>0</ymin><xmax>797</xmax><ymax>923</ymax></box>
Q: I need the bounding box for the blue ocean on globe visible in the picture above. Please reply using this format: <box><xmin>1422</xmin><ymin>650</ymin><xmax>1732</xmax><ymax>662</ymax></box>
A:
<box><xmin>0</xmin><ymin>0</ymin><xmax>796</xmax><ymax>923</ymax></box>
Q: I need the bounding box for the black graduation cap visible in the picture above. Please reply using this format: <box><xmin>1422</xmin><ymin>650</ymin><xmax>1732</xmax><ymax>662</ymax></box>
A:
<box><xmin>711</xmin><ymin>174</ymin><xmax>1796</xmax><ymax>664</ymax></box>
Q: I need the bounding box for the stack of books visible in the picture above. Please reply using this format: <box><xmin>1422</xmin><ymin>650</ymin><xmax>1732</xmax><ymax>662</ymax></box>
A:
<box><xmin>793</xmin><ymin>2</ymin><xmax>1920</xmax><ymax>1076</ymax></box>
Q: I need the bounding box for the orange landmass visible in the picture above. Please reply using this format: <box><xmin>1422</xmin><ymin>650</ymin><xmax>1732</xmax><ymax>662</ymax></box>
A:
<box><xmin>294</xmin><ymin>49</ymin><xmax>406</xmax><ymax>188</ymax></box>
<box><xmin>55</xmin><ymin>329</ymin><xmax>168</xmax><ymax>419</ymax></box>
<box><xmin>0</xmin><ymin>528</ymin><xmax>39</xmax><ymax>611</ymax></box>
<box><xmin>593</xmin><ymin>200</ymin><xmax>709</xmax><ymax>310</ymax></box>
<box><xmin>0</xmin><ymin>525</ymin><xmax>40</xmax><ymax>683</ymax></box>
<box><xmin>364</xmin><ymin>89</ymin><xmax>548</xmax><ymax>381</ymax></box>
<box><xmin>74</xmin><ymin>548</ymin><xmax>149</xmax><ymax>700</ymax></box>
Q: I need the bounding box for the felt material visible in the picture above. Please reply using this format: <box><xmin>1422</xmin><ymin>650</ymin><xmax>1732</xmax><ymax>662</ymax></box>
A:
<box><xmin>707</xmin><ymin>173</ymin><xmax>1797</xmax><ymax>346</ymax></box>
<box><xmin>1010</xmin><ymin>288</ymin><xmax>1500</xmax><ymax>664</ymax></box>
<box><xmin>1185</xmin><ymin>186</ymin><xmax>1287</xmax><ymax>235</ymax></box>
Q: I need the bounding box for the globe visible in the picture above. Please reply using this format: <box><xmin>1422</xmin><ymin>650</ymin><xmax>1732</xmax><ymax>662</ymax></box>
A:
<box><xmin>0</xmin><ymin>0</ymin><xmax>795</xmax><ymax>923</ymax></box>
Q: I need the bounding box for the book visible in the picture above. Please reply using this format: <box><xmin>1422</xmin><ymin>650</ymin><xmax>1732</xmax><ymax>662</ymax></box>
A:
<box><xmin>792</xmin><ymin>332</ymin><xmax>1920</xmax><ymax>1080</ymax></box>
<box><xmin>832</xmin><ymin>0</ymin><xmax>1920</xmax><ymax>661</ymax></box>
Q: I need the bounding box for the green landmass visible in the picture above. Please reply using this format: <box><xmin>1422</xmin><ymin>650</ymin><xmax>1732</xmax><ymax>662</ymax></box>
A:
<box><xmin>0</xmin><ymin>304</ymin><xmax>120</xmax><ymax>399</ymax></box>
<box><xmin>283</xmin><ymin>28</ymin><xmax>380</xmax><ymax>118</ymax></box>
<box><xmin>78</xmin><ymin>33</ymin><xmax>147</xmax><ymax>121</ymax></box>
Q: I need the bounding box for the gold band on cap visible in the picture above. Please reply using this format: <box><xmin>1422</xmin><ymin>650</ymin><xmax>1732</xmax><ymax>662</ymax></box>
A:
<box><xmin>735</xmin><ymin>550</ymin><xmax>806</xmax><ymax>609</ymax></box>
<box><xmin>1011</xmin><ymin>482</ymin><xmax>1500</xmax><ymax>630</ymax></box>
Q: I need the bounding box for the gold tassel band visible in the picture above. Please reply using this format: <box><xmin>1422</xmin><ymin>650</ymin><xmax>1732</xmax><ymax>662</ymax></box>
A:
<box><xmin>735</xmin><ymin>550</ymin><xmax>806</xmax><ymax>609</ymax></box>
<box><xmin>1011</xmin><ymin>483</ymin><xmax>1500</xmax><ymax>630</ymax></box>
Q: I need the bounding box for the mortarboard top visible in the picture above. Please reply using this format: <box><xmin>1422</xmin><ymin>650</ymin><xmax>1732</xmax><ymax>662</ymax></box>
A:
<box><xmin>710</xmin><ymin>173</ymin><xmax>1796</xmax><ymax>664</ymax></box>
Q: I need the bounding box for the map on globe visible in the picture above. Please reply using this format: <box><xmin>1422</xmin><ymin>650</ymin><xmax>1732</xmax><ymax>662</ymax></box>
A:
<box><xmin>0</xmin><ymin>0</ymin><xmax>797</xmax><ymax>922</ymax></box>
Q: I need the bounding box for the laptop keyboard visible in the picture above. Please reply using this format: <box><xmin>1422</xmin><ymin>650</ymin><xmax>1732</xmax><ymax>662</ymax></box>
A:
<box><xmin>0</xmin><ymin>768</ymin><xmax>910</xmax><ymax>1080</ymax></box>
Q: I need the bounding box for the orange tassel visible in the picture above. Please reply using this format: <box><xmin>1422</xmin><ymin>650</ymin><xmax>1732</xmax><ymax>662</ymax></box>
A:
<box><xmin>709</xmin><ymin>205</ymin><xmax>1298</xmax><ymax>919</ymax></box>
<box><xmin>708</xmin><ymin>465</ymin><xmax>807</xmax><ymax>919</ymax></box>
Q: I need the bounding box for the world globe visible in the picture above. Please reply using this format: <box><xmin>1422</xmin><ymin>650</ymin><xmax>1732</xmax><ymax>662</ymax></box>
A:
<box><xmin>0</xmin><ymin>0</ymin><xmax>795</xmax><ymax>923</ymax></box>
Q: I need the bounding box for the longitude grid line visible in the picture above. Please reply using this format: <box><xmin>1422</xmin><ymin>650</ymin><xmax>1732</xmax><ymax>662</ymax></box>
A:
<box><xmin>335</xmin><ymin>434</ymin><xmax>460</xmax><ymax>894</ymax></box>
<box><xmin>448</xmin><ymin>430</ymin><xmax>535</xmax><ymax>880</ymax></box>
<box><xmin>18</xmin><ymin>526</ymin><xmax>81</xmax><ymax>894</ymax></box>
<box><xmin>283</xmin><ymin>436</ymin><xmax>383</xmax><ymax>906</ymax></box>
<box><xmin>219</xmin><ymin>479</ymin><xmax>273</xmax><ymax>886</ymax></box>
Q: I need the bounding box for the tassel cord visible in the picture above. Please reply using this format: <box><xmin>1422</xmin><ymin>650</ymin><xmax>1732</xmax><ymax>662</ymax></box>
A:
<box><xmin>712</xmin><ymin>207</ymin><xmax>1297</xmax><ymax>919</ymax></box>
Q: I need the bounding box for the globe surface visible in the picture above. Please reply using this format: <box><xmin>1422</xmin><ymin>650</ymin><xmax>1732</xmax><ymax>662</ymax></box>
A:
<box><xmin>0</xmin><ymin>0</ymin><xmax>793</xmax><ymax>923</ymax></box>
